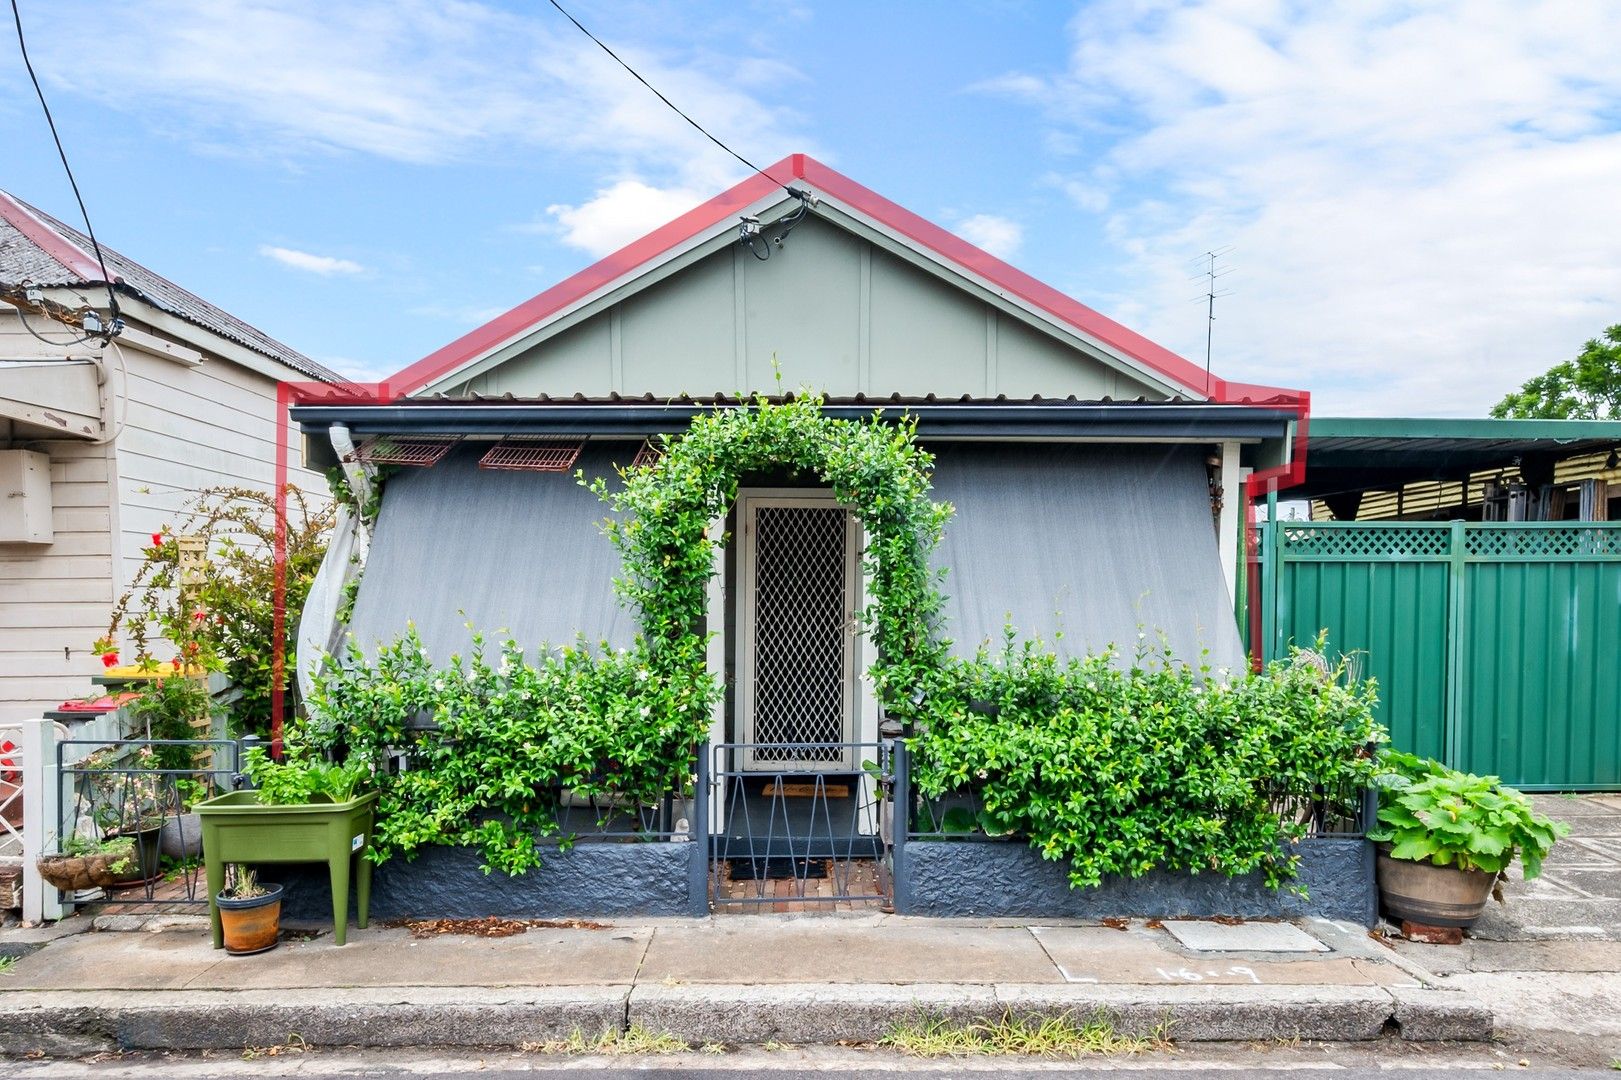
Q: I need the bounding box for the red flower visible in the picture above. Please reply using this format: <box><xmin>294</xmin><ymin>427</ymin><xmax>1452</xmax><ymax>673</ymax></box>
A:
<box><xmin>101</xmin><ymin>652</ymin><xmax>119</xmax><ymax>669</ymax></box>
<box><xmin>170</xmin><ymin>658</ymin><xmax>182</xmax><ymax>671</ymax></box>
<box><xmin>150</xmin><ymin>532</ymin><xmax>164</xmax><ymax>547</ymax></box>
<box><xmin>192</xmin><ymin>609</ymin><xmax>207</xmax><ymax>622</ymax></box>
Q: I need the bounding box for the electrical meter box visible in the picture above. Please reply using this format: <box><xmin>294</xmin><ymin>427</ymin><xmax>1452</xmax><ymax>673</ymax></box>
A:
<box><xmin>0</xmin><ymin>449</ymin><xmax>53</xmax><ymax>543</ymax></box>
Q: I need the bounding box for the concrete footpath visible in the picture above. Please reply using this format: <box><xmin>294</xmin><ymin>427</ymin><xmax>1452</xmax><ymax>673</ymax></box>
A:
<box><xmin>0</xmin><ymin>913</ymin><xmax>1489</xmax><ymax>1055</ymax></box>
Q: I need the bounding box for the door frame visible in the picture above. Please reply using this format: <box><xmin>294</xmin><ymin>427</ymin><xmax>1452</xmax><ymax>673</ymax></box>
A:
<box><xmin>735</xmin><ymin>488</ymin><xmax>862</xmax><ymax>772</ymax></box>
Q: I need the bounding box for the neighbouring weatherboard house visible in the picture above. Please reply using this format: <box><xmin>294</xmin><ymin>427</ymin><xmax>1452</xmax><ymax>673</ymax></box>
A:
<box><xmin>0</xmin><ymin>189</ymin><xmax>336</xmax><ymax>725</ymax></box>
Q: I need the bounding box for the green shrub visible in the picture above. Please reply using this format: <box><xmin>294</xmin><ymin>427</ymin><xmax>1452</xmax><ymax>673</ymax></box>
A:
<box><xmin>908</xmin><ymin>638</ymin><xmax>1383</xmax><ymax>891</ymax></box>
<box><xmin>304</xmin><ymin>628</ymin><xmax>717</xmax><ymax>874</ymax></box>
<box><xmin>1368</xmin><ymin>750</ymin><xmax>1567</xmax><ymax>878</ymax></box>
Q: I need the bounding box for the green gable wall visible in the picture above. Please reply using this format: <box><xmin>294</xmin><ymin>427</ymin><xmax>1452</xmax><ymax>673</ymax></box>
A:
<box><xmin>434</xmin><ymin>215</ymin><xmax>1171</xmax><ymax>401</ymax></box>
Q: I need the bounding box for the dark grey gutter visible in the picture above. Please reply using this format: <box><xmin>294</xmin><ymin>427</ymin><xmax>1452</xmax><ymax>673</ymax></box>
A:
<box><xmin>290</xmin><ymin>402</ymin><xmax>1297</xmax><ymax>442</ymax></box>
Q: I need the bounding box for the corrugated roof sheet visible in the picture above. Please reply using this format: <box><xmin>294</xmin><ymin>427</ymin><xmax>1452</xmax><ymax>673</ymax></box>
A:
<box><xmin>0</xmin><ymin>195</ymin><xmax>337</xmax><ymax>382</ymax></box>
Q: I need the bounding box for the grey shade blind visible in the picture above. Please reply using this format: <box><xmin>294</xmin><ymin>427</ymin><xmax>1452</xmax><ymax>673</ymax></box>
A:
<box><xmin>346</xmin><ymin>443</ymin><xmax>631</xmax><ymax>661</ymax></box>
<box><xmin>928</xmin><ymin>443</ymin><xmax>1245</xmax><ymax>670</ymax></box>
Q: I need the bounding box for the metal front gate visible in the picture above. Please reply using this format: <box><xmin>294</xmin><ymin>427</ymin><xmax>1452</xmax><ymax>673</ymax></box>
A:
<box><xmin>737</xmin><ymin>493</ymin><xmax>861</xmax><ymax>773</ymax></box>
<box><xmin>1256</xmin><ymin>521</ymin><xmax>1621</xmax><ymax>789</ymax></box>
<box><xmin>707</xmin><ymin>741</ymin><xmax>890</xmax><ymax>908</ymax></box>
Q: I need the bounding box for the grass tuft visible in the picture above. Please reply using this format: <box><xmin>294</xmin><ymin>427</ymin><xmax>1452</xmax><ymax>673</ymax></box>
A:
<box><xmin>521</xmin><ymin>1024</ymin><xmax>690</xmax><ymax>1056</ymax></box>
<box><xmin>0</xmin><ymin>956</ymin><xmax>15</xmax><ymax>976</ymax></box>
<box><xmin>879</xmin><ymin>1009</ymin><xmax>1169</xmax><ymax>1058</ymax></box>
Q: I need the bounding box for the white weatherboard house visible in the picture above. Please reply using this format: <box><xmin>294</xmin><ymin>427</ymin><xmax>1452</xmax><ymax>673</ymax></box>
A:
<box><xmin>0</xmin><ymin>191</ymin><xmax>335</xmax><ymax>724</ymax></box>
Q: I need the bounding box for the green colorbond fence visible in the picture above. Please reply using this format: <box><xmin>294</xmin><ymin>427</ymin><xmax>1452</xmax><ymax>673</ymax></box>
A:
<box><xmin>1256</xmin><ymin>520</ymin><xmax>1621</xmax><ymax>790</ymax></box>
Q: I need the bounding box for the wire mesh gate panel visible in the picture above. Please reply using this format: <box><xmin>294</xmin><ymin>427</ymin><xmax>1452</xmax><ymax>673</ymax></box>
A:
<box><xmin>738</xmin><ymin>495</ymin><xmax>859</xmax><ymax>772</ymax></box>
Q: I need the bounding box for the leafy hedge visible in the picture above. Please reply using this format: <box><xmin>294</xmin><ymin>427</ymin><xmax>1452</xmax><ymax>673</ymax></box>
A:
<box><xmin>909</xmin><ymin>638</ymin><xmax>1383</xmax><ymax>890</ymax></box>
<box><xmin>306</xmin><ymin>629</ymin><xmax>716</xmax><ymax>874</ymax></box>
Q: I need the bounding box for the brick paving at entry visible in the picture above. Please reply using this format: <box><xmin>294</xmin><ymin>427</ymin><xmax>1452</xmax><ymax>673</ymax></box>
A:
<box><xmin>714</xmin><ymin>858</ymin><xmax>886</xmax><ymax>913</ymax></box>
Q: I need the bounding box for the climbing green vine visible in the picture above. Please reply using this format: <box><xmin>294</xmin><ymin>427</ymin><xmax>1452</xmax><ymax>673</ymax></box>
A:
<box><xmin>307</xmin><ymin>392</ymin><xmax>951</xmax><ymax>872</ymax></box>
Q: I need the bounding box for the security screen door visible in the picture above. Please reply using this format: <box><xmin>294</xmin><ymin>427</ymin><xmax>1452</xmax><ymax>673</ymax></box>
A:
<box><xmin>738</xmin><ymin>491</ymin><xmax>860</xmax><ymax>772</ymax></box>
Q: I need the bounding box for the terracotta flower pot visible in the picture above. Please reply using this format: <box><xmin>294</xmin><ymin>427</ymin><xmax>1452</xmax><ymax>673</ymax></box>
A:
<box><xmin>1375</xmin><ymin>846</ymin><xmax>1496</xmax><ymax>928</ymax></box>
<box><xmin>217</xmin><ymin>883</ymin><xmax>284</xmax><ymax>955</ymax></box>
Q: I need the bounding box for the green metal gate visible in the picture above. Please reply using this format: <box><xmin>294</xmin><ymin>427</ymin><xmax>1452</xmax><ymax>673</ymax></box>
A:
<box><xmin>1257</xmin><ymin>521</ymin><xmax>1621</xmax><ymax>790</ymax></box>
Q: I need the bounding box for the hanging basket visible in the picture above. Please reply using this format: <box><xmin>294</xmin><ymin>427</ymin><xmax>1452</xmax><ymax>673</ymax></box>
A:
<box><xmin>35</xmin><ymin>850</ymin><xmax>130</xmax><ymax>891</ymax></box>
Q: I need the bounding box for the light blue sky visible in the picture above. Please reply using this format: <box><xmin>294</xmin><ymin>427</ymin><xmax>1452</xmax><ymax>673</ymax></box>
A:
<box><xmin>4</xmin><ymin>1</ymin><xmax>1618</xmax><ymax>414</ymax></box>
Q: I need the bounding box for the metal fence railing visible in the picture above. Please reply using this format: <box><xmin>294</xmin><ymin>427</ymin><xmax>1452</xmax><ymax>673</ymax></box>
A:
<box><xmin>53</xmin><ymin>738</ymin><xmax>240</xmax><ymax>908</ymax></box>
<box><xmin>706</xmin><ymin>741</ymin><xmax>890</xmax><ymax>908</ymax></box>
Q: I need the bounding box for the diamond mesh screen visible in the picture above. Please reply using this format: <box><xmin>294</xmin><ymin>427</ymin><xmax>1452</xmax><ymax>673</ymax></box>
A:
<box><xmin>750</xmin><ymin>505</ymin><xmax>849</xmax><ymax>764</ymax></box>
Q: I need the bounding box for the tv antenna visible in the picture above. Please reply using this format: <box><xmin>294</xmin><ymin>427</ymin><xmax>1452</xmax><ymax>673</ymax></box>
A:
<box><xmin>1190</xmin><ymin>248</ymin><xmax>1234</xmax><ymax>393</ymax></box>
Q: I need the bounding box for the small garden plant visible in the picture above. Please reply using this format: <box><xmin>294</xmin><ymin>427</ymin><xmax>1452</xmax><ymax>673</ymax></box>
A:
<box><xmin>243</xmin><ymin>738</ymin><xmax>372</xmax><ymax>806</ymax></box>
<box><xmin>1369</xmin><ymin>749</ymin><xmax>1568</xmax><ymax>881</ymax></box>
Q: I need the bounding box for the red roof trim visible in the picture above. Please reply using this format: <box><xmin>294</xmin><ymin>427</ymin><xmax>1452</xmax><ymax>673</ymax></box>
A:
<box><xmin>383</xmin><ymin>154</ymin><xmax>1303</xmax><ymax>408</ymax></box>
<box><xmin>0</xmin><ymin>190</ymin><xmax>105</xmax><ymax>282</ymax></box>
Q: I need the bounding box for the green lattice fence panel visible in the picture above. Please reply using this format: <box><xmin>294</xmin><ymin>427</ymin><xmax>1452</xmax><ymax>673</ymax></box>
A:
<box><xmin>1465</xmin><ymin>524</ymin><xmax>1621</xmax><ymax>559</ymax></box>
<box><xmin>1279</xmin><ymin>524</ymin><xmax>1453</xmax><ymax>560</ymax></box>
<box><xmin>1272</xmin><ymin>547</ymin><xmax>1449</xmax><ymax>761</ymax></box>
<box><xmin>1264</xmin><ymin>521</ymin><xmax>1621</xmax><ymax>790</ymax></box>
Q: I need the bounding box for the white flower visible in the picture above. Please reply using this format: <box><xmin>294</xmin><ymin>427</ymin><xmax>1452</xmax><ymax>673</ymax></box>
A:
<box><xmin>636</xmin><ymin>668</ymin><xmax>650</xmax><ymax>681</ymax></box>
<box><xmin>640</xmin><ymin>705</ymin><xmax>651</xmax><ymax>717</ymax></box>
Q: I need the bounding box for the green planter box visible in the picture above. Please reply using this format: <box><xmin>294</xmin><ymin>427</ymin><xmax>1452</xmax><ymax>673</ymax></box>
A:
<box><xmin>196</xmin><ymin>790</ymin><xmax>378</xmax><ymax>947</ymax></box>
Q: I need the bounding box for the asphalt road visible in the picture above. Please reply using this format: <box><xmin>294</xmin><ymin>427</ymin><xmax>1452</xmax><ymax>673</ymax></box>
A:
<box><xmin>7</xmin><ymin>1057</ymin><xmax>1616</xmax><ymax>1079</ymax></box>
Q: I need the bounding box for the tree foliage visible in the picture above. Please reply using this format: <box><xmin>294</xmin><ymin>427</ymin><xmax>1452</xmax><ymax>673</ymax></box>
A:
<box><xmin>1491</xmin><ymin>324</ymin><xmax>1621</xmax><ymax>419</ymax></box>
<box><xmin>97</xmin><ymin>485</ymin><xmax>334</xmax><ymax>737</ymax></box>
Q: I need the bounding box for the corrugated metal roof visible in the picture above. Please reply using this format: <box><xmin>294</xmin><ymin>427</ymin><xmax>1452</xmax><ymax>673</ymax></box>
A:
<box><xmin>0</xmin><ymin>194</ymin><xmax>337</xmax><ymax>382</ymax></box>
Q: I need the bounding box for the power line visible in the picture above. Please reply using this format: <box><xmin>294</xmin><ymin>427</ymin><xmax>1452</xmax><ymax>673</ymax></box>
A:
<box><xmin>9</xmin><ymin>0</ymin><xmax>122</xmax><ymax>332</ymax></box>
<box><xmin>543</xmin><ymin>0</ymin><xmax>788</xmax><ymax>193</ymax></box>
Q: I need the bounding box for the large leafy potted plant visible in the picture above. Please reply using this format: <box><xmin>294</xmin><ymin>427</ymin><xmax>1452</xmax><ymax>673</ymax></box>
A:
<box><xmin>1369</xmin><ymin>750</ymin><xmax>1568</xmax><ymax>927</ymax></box>
<box><xmin>196</xmin><ymin>743</ymin><xmax>376</xmax><ymax>948</ymax></box>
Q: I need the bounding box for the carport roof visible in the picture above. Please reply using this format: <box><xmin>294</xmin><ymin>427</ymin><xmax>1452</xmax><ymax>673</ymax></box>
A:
<box><xmin>1299</xmin><ymin>416</ymin><xmax>1621</xmax><ymax>497</ymax></box>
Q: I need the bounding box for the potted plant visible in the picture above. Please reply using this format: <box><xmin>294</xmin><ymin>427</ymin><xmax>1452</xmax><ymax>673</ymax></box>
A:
<box><xmin>35</xmin><ymin>835</ymin><xmax>136</xmax><ymax>891</ymax></box>
<box><xmin>1369</xmin><ymin>750</ymin><xmax>1568</xmax><ymax>928</ymax></box>
<box><xmin>160</xmin><ymin>778</ymin><xmax>208</xmax><ymax>860</ymax></box>
<box><xmin>197</xmin><ymin>742</ymin><xmax>377</xmax><ymax>948</ymax></box>
<box><xmin>216</xmin><ymin>864</ymin><xmax>283</xmax><ymax>955</ymax></box>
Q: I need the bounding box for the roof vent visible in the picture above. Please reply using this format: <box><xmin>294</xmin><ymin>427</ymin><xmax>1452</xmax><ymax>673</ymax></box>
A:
<box><xmin>478</xmin><ymin>436</ymin><xmax>584</xmax><ymax>473</ymax></box>
<box><xmin>356</xmin><ymin>436</ymin><xmax>460</xmax><ymax>467</ymax></box>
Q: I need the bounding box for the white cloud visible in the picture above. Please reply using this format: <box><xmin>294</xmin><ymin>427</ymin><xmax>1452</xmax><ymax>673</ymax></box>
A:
<box><xmin>258</xmin><ymin>245</ymin><xmax>364</xmax><ymax>275</ymax></box>
<box><xmin>954</xmin><ymin>214</ymin><xmax>1024</xmax><ymax>260</ymax></box>
<box><xmin>543</xmin><ymin>180</ymin><xmax>711</xmax><ymax>257</ymax></box>
<box><xmin>42</xmin><ymin>0</ymin><xmax>811</xmax><ymax>176</ymax></box>
<box><xmin>986</xmin><ymin>1</ymin><xmax>1621</xmax><ymax>415</ymax></box>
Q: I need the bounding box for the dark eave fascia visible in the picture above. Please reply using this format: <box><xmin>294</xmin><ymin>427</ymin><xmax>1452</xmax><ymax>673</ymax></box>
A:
<box><xmin>290</xmin><ymin>402</ymin><xmax>1297</xmax><ymax>443</ymax></box>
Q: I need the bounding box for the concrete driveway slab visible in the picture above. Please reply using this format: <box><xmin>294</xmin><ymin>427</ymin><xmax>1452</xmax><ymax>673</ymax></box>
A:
<box><xmin>636</xmin><ymin>917</ymin><xmax>1062</xmax><ymax>984</ymax></box>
